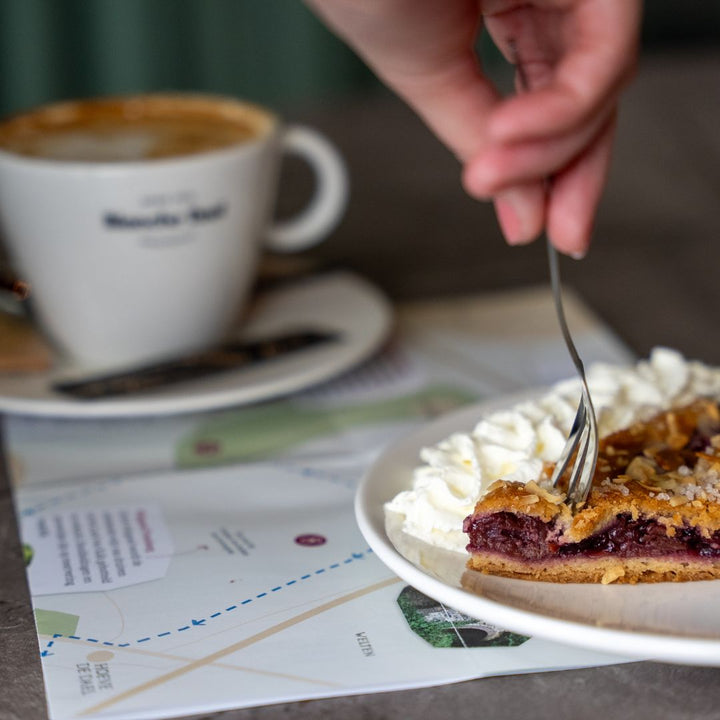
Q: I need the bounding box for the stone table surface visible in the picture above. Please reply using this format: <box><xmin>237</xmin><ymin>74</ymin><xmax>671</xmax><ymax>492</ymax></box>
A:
<box><xmin>3</xmin><ymin>48</ymin><xmax>720</xmax><ymax>720</ymax></box>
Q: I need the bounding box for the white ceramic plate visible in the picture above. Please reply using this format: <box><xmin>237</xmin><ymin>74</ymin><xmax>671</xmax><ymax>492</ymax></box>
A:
<box><xmin>356</xmin><ymin>396</ymin><xmax>720</xmax><ymax>666</ymax></box>
<box><xmin>0</xmin><ymin>271</ymin><xmax>392</xmax><ymax>418</ymax></box>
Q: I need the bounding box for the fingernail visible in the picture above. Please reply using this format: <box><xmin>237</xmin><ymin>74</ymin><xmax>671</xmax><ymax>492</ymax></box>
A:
<box><xmin>570</xmin><ymin>250</ymin><xmax>587</xmax><ymax>260</ymax></box>
<box><xmin>495</xmin><ymin>191</ymin><xmax>537</xmax><ymax>245</ymax></box>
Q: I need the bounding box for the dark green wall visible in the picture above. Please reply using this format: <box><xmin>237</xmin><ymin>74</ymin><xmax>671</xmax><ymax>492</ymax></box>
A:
<box><xmin>0</xmin><ymin>0</ymin><xmax>376</xmax><ymax>116</ymax></box>
<box><xmin>1</xmin><ymin>0</ymin><xmax>718</xmax><ymax>118</ymax></box>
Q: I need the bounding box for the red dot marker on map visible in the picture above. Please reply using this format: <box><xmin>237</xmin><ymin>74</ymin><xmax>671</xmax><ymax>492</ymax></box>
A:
<box><xmin>194</xmin><ymin>440</ymin><xmax>220</xmax><ymax>456</ymax></box>
<box><xmin>295</xmin><ymin>534</ymin><xmax>326</xmax><ymax>547</ymax></box>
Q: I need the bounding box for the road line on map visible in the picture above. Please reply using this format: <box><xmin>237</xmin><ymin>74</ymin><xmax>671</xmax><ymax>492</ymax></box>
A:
<box><xmin>78</xmin><ymin>576</ymin><xmax>401</xmax><ymax>715</ymax></box>
<box><xmin>37</xmin><ymin>634</ymin><xmax>342</xmax><ymax>687</ymax></box>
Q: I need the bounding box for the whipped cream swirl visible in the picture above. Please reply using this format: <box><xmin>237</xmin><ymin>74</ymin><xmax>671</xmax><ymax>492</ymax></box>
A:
<box><xmin>386</xmin><ymin>348</ymin><xmax>720</xmax><ymax>552</ymax></box>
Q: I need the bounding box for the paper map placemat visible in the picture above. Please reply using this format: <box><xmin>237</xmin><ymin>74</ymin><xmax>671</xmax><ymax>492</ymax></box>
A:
<box><xmin>6</xmin><ymin>286</ymin><xmax>635</xmax><ymax>720</ymax></box>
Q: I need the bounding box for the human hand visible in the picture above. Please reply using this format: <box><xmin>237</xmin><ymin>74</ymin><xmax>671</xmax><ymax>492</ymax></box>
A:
<box><xmin>306</xmin><ymin>0</ymin><xmax>642</xmax><ymax>257</ymax></box>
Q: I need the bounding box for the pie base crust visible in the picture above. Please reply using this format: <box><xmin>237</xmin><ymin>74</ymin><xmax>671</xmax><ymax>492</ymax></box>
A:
<box><xmin>467</xmin><ymin>549</ymin><xmax>720</xmax><ymax>585</ymax></box>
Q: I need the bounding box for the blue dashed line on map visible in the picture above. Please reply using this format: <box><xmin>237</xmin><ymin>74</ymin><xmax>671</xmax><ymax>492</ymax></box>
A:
<box><xmin>40</xmin><ymin>547</ymin><xmax>373</xmax><ymax>657</ymax></box>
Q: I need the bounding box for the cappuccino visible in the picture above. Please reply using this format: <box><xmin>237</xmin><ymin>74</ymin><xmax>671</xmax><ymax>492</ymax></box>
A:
<box><xmin>0</xmin><ymin>95</ymin><xmax>271</xmax><ymax>162</ymax></box>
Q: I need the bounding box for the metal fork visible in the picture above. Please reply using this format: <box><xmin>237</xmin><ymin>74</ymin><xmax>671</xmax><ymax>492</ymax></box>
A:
<box><xmin>546</xmin><ymin>243</ymin><xmax>599</xmax><ymax>509</ymax></box>
<box><xmin>510</xmin><ymin>44</ymin><xmax>599</xmax><ymax>510</ymax></box>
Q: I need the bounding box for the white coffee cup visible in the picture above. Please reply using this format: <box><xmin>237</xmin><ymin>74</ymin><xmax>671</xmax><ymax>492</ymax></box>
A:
<box><xmin>0</xmin><ymin>94</ymin><xmax>348</xmax><ymax>370</ymax></box>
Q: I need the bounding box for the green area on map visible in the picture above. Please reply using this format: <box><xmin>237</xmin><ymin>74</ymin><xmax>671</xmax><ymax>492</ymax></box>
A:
<box><xmin>35</xmin><ymin>609</ymin><xmax>80</xmax><ymax>637</ymax></box>
<box><xmin>397</xmin><ymin>586</ymin><xmax>529</xmax><ymax>649</ymax></box>
<box><xmin>176</xmin><ymin>385</ymin><xmax>477</xmax><ymax>468</ymax></box>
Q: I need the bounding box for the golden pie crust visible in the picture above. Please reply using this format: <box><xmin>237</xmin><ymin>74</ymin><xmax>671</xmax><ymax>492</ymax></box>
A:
<box><xmin>464</xmin><ymin>399</ymin><xmax>720</xmax><ymax>584</ymax></box>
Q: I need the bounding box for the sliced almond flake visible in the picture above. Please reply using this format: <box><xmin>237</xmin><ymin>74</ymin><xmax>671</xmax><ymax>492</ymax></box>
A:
<box><xmin>601</xmin><ymin>566</ymin><xmax>626</xmax><ymax>585</ymax></box>
<box><xmin>524</xmin><ymin>480</ymin><xmax>567</xmax><ymax>505</ymax></box>
<box><xmin>665</xmin><ymin>412</ymin><xmax>690</xmax><ymax>450</ymax></box>
<box><xmin>626</xmin><ymin>456</ymin><xmax>659</xmax><ymax>484</ymax></box>
<box><xmin>637</xmin><ymin>478</ymin><xmax>679</xmax><ymax>491</ymax></box>
<box><xmin>696</xmin><ymin>452</ymin><xmax>720</xmax><ymax>464</ymax></box>
<box><xmin>485</xmin><ymin>479</ymin><xmax>509</xmax><ymax>494</ymax></box>
<box><xmin>707</xmin><ymin>402</ymin><xmax>720</xmax><ymax>422</ymax></box>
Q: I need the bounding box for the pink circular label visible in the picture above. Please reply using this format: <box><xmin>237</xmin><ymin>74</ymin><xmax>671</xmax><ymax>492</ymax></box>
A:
<box><xmin>295</xmin><ymin>534</ymin><xmax>326</xmax><ymax>547</ymax></box>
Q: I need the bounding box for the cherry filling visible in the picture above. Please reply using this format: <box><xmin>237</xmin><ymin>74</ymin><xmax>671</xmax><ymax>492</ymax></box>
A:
<box><xmin>463</xmin><ymin>512</ymin><xmax>720</xmax><ymax>561</ymax></box>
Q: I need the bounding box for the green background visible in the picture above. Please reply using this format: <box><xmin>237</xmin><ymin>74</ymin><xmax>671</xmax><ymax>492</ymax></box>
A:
<box><xmin>0</xmin><ymin>0</ymin><xmax>374</xmax><ymax>116</ymax></box>
<box><xmin>1</xmin><ymin>0</ymin><xmax>719</xmax><ymax>118</ymax></box>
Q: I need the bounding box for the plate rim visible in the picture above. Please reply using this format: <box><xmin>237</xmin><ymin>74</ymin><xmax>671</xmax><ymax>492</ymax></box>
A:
<box><xmin>355</xmin><ymin>394</ymin><xmax>720</xmax><ymax>666</ymax></box>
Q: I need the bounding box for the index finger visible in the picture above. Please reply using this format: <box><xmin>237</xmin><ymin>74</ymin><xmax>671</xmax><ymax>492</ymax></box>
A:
<box><xmin>485</xmin><ymin>0</ymin><xmax>641</xmax><ymax>142</ymax></box>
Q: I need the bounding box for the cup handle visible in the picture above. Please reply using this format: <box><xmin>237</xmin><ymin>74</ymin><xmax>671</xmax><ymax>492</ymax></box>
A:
<box><xmin>264</xmin><ymin>126</ymin><xmax>349</xmax><ymax>253</ymax></box>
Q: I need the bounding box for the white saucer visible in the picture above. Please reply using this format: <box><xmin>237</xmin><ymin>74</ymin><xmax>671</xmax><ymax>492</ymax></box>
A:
<box><xmin>0</xmin><ymin>271</ymin><xmax>392</xmax><ymax>418</ymax></box>
<box><xmin>356</xmin><ymin>396</ymin><xmax>720</xmax><ymax>666</ymax></box>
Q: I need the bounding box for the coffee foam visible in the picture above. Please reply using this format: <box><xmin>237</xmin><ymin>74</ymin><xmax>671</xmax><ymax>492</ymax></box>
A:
<box><xmin>0</xmin><ymin>95</ymin><xmax>275</xmax><ymax>162</ymax></box>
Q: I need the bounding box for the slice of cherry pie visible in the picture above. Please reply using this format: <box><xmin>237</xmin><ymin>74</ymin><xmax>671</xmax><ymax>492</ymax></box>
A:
<box><xmin>463</xmin><ymin>398</ymin><xmax>720</xmax><ymax>583</ymax></box>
